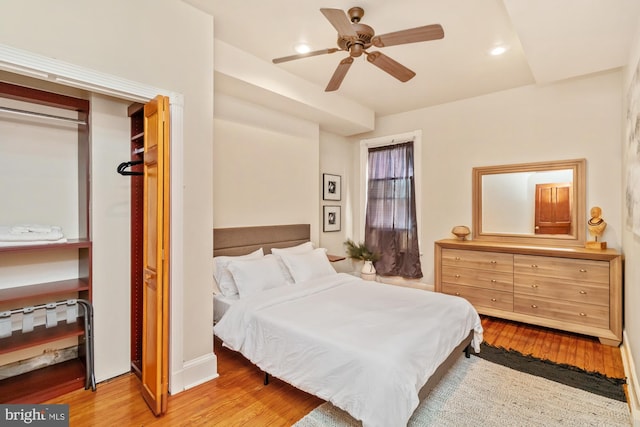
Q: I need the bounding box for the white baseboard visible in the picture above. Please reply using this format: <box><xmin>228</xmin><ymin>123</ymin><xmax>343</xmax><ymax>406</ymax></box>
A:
<box><xmin>621</xmin><ymin>330</ymin><xmax>640</xmax><ymax>425</ymax></box>
<box><xmin>170</xmin><ymin>352</ymin><xmax>218</xmax><ymax>394</ymax></box>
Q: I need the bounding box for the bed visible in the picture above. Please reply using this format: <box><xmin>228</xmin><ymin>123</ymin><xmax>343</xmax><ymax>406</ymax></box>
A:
<box><xmin>212</xmin><ymin>224</ymin><xmax>483</xmax><ymax>427</ymax></box>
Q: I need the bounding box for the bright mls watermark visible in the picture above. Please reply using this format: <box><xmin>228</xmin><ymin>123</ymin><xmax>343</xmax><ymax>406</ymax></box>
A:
<box><xmin>1</xmin><ymin>405</ymin><xmax>69</xmax><ymax>426</ymax></box>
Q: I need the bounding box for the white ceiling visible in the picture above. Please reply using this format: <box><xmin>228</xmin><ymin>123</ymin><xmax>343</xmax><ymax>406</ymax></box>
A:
<box><xmin>187</xmin><ymin>0</ymin><xmax>640</xmax><ymax>120</ymax></box>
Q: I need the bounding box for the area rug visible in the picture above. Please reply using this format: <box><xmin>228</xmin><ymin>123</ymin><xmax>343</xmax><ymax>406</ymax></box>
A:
<box><xmin>292</xmin><ymin>353</ymin><xmax>631</xmax><ymax>427</ymax></box>
<box><xmin>475</xmin><ymin>343</ymin><xmax>627</xmax><ymax>402</ymax></box>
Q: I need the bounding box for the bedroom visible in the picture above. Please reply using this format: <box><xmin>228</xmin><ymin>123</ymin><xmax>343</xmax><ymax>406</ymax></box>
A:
<box><xmin>0</xmin><ymin>0</ymin><xmax>639</xmax><ymax>425</ymax></box>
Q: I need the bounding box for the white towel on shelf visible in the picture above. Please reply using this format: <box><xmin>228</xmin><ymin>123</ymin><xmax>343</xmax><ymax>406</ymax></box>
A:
<box><xmin>0</xmin><ymin>225</ymin><xmax>65</xmax><ymax>242</ymax></box>
<box><xmin>10</xmin><ymin>224</ymin><xmax>60</xmax><ymax>234</ymax></box>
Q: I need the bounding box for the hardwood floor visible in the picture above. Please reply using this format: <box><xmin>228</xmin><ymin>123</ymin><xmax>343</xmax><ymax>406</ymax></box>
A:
<box><xmin>480</xmin><ymin>316</ymin><xmax>625</xmax><ymax>378</ymax></box>
<box><xmin>44</xmin><ymin>316</ymin><xmax>625</xmax><ymax>426</ymax></box>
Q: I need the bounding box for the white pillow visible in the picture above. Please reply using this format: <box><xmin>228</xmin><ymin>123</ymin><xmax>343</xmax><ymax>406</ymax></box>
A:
<box><xmin>278</xmin><ymin>247</ymin><xmax>337</xmax><ymax>283</ymax></box>
<box><xmin>270</xmin><ymin>241</ymin><xmax>314</xmax><ymax>255</ymax></box>
<box><xmin>271</xmin><ymin>242</ymin><xmax>315</xmax><ymax>282</ymax></box>
<box><xmin>213</xmin><ymin>248</ymin><xmax>264</xmax><ymax>296</ymax></box>
<box><xmin>227</xmin><ymin>255</ymin><xmax>290</xmax><ymax>298</ymax></box>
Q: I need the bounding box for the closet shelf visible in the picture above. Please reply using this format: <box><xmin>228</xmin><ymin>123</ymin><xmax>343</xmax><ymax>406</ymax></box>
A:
<box><xmin>0</xmin><ymin>321</ymin><xmax>85</xmax><ymax>355</ymax></box>
<box><xmin>0</xmin><ymin>359</ymin><xmax>86</xmax><ymax>404</ymax></box>
<box><xmin>0</xmin><ymin>239</ymin><xmax>91</xmax><ymax>254</ymax></box>
<box><xmin>0</xmin><ymin>279</ymin><xmax>90</xmax><ymax>306</ymax></box>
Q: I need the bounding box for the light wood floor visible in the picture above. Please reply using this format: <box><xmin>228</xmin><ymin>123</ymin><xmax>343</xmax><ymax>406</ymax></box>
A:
<box><xmin>45</xmin><ymin>316</ymin><xmax>625</xmax><ymax>426</ymax></box>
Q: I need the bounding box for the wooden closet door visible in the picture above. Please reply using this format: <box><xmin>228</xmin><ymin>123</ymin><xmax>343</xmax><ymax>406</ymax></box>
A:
<box><xmin>141</xmin><ymin>95</ymin><xmax>170</xmax><ymax>416</ymax></box>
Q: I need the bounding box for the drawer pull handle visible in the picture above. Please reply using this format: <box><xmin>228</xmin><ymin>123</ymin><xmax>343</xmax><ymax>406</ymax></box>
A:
<box><xmin>491</xmin><ymin>279</ymin><xmax>497</xmax><ymax>283</ymax></box>
<box><xmin>531</xmin><ymin>284</ymin><xmax>539</xmax><ymax>288</ymax></box>
<box><xmin>455</xmin><ymin>257</ymin><xmax>461</xmax><ymax>260</ymax></box>
<box><xmin>455</xmin><ymin>292</ymin><xmax>460</xmax><ymax>296</ymax></box>
<box><xmin>490</xmin><ymin>260</ymin><xmax>497</xmax><ymax>264</ymax></box>
<box><xmin>455</xmin><ymin>274</ymin><xmax>460</xmax><ymax>278</ymax></box>
<box><xmin>579</xmin><ymin>269</ymin><xmax>587</xmax><ymax>273</ymax></box>
<box><xmin>531</xmin><ymin>264</ymin><xmax>538</xmax><ymax>268</ymax></box>
<box><xmin>579</xmin><ymin>290</ymin><xmax>587</xmax><ymax>295</ymax></box>
<box><xmin>580</xmin><ymin>312</ymin><xmax>587</xmax><ymax>317</ymax></box>
<box><xmin>491</xmin><ymin>298</ymin><xmax>497</xmax><ymax>302</ymax></box>
<box><xmin>531</xmin><ymin>304</ymin><xmax>538</xmax><ymax>309</ymax></box>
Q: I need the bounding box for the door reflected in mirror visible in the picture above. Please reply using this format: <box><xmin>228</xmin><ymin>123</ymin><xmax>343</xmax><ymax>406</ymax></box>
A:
<box><xmin>482</xmin><ymin>170</ymin><xmax>573</xmax><ymax>234</ymax></box>
<box><xmin>473</xmin><ymin>159</ymin><xmax>586</xmax><ymax>247</ymax></box>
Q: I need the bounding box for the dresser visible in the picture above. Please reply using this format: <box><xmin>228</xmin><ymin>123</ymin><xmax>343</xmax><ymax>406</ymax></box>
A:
<box><xmin>434</xmin><ymin>239</ymin><xmax>622</xmax><ymax>346</ymax></box>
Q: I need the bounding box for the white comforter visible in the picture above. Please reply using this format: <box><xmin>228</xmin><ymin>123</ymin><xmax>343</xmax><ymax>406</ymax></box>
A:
<box><xmin>214</xmin><ymin>273</ymin><xmax>483</xmax><ymax>427</ymax></box>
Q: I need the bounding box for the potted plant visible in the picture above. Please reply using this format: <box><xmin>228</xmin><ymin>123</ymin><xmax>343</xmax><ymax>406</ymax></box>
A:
<box><xmin>344</xmin><ymin>239</ymin><xmax>380</xmax><ymax>280</ymax></box>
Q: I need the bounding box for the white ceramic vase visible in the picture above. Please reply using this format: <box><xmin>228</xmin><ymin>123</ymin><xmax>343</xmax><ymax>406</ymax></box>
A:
<box><xmin>361</xmin><ymin>260</ymin><xmax>376</xmax><ymax>281</ymax></box>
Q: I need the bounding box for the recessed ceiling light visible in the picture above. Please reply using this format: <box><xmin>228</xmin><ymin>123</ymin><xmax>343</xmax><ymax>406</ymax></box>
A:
<box><xmin>490</xmin><ymin>46</ymin><xmax>507</xmax><ymax>56</ymax></box>
<box><xmin>295</xmin><ymin>43</ymin><xmax>311</xmax><ymax>54</ymax></box>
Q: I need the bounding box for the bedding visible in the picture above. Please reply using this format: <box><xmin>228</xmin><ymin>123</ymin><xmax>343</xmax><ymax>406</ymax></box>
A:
<box><xmin>227</xmin><ymin>254</ymin><xmax>292</xmax><ymax>298</ymax></box>
<box><xmin>276</xmin><ymin>247</ymin><xmax>337</xmax><ymax>283</ymax></box>
<box><xmin>213</xmin><ymin>247</ymin><xmax>264</xmax><ymax>296</ymax></box>
<box><xmin>213</xmin><ymin>293</ymin><xmax>238</xmax><ymax>324</ymax></box>
<box><xmin>214</xmin><ymin>272</ymin><xmax>483</xmax><ymax>427</ymax></box>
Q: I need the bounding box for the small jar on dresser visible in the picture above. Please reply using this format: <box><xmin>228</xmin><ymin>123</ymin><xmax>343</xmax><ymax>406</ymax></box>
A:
<box><xmin>434</xmin><ymin>239</ymin><xmax>623</xmax><ymax>346</ymax></box>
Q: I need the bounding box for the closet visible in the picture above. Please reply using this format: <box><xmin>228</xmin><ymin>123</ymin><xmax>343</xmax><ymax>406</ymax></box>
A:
<box><xmin>0</xmin><ymin>81</ymin><xmax>92</xmax><ymax>402</ymax></box>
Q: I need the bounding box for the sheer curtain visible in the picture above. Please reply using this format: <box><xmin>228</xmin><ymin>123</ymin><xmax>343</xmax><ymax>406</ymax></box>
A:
<box><xmin>365</xmin><ymin>141</ymin><xmax>422</xmax><ymax>278</ymax></box>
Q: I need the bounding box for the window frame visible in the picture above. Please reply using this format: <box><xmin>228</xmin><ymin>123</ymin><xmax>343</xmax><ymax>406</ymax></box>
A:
<box><xmin>359</xmin><ymin>130</ymin><xmax>422</xmax><ymax>250</ymax></box>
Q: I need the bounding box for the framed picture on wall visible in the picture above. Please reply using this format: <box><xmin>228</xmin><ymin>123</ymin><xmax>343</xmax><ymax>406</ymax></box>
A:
<box><xmin>323</xmin><ymin>205</ymin><xmax>341</xmax><ymax>232</ymax></box>
<box><xmin>323</xmin><ymin>173</ymin><xmax>341</xmax><ymax>201</ymax></box>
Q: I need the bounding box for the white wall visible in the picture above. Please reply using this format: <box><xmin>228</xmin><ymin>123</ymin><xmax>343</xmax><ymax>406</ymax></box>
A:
<box><xmin>213</xmin><ymin>94</ymin><xmax>320</xmax><ymax>240</ymax></box>
<box><xmin>1</xmin><ymin>0</ymin><xmax>215</xmax><ymax>386</ymax></box>
<box><xmin>89</xmin><ymin>94</ymin><xmax>132</xmax><ymax>381</ymax></box>
<box><xmin>319</xmin><ymin>130</ymin><xmax>354</xmax><ymax>273</ymax></box>
<box><xmin>352</xmin><ymin>70</ymin><xmax>623</xmax><ymax>286</ymax></box>
<box><xmin>622</xmin><ymin>13</ymin><xmax>640</xmax><ymax>422</ymax></box>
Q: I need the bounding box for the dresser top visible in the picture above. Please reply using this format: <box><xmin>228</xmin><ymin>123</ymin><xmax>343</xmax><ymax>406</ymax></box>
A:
<box><xmin>436</xmin><ymin>239</ymin><xmax>621</xmax><ymax>261</ymax></box>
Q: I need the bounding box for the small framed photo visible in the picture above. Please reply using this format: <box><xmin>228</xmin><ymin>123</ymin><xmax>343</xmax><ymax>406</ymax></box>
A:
<box><xmin>323</xmin><ymin>205</ymin><xmax>341</xmax><ymax>232</ymax></box>
<box><xmin>323</xmin><ymin>173</ymin><xmax>341</xmax><ymax>201</ymax></box>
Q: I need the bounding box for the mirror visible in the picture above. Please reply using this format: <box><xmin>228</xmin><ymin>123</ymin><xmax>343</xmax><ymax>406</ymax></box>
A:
<box><xmin>472</xmin><ymin>159</ymin><xmax>586</xmax><ymax>246</ymax></box>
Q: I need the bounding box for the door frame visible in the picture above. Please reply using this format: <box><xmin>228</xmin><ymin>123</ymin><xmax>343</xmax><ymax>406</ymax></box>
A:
<box><xmin>0</xmin><ymin>43</ymin><xmax>187</xmax><ymax>393</ymax></box>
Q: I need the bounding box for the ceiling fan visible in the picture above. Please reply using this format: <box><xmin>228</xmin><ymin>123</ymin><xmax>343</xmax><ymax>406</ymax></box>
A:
<box><xmin>272</xmin><ymin>7</ymin><xmax>444</xmax><ymax>92</ymax></box>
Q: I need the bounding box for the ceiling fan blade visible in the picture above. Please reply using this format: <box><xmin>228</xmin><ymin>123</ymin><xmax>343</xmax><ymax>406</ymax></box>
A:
<box><xmin>325</xmin><ymin>57</ymin><xmax>354</xmax><ymax>92</ymax></box>
<box><xmin>320</xmin><ymin>8</ymin><xmax>357</xmax><ymax>38</ymax></box>
<box><xmin>366</xmin><ymin>51</ymin><xmax>416</xmax><ymax>82</ymax></box>
<box><xmin>273</xmin><ymin>48</ymin><xmax>339</xmax><ymax>64</ymax></box>
<box><xmin>372</xmin><ymin>24</ymin><xmax>444</xmax><ymax>48</ymax></box>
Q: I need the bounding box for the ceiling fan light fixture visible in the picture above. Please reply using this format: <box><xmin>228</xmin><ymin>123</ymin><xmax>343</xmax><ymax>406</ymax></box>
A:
<box><xmin>350</xmin><ymin>43</ymin><xmax>364</xmax><ymax>57</ymax></box>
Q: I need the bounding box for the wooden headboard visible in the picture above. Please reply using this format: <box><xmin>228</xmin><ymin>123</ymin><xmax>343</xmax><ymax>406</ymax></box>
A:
<box><xmin>213</xmin><ymin>224</ymin><xmax>310</xmax><ymax>257</ymax></box>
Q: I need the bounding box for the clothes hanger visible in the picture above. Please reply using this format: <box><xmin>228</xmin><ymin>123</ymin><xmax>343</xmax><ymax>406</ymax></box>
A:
<box><xmin>117</xmin><ymin>160</ymin><xmax>143</xmax><ymax>176</ymax></box>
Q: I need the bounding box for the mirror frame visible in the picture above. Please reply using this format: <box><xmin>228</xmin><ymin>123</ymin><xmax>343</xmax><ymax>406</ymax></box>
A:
<box><xmin>472</xmin><ymin>158</ymin><xmax>586</xmax><ymax>247</ymax></box>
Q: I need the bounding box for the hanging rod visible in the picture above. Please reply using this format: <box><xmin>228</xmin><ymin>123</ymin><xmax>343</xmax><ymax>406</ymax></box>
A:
<box><xmin>0</xmin><ymin>105</ymin><xmax>87</xmax><ymax>125</ymax></box>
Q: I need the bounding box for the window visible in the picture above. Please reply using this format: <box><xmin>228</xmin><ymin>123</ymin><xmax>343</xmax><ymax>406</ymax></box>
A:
<box><xmin>360</xmin><ymin>132</ymin><xmax>422</xmax><ymax>279</ymax></box>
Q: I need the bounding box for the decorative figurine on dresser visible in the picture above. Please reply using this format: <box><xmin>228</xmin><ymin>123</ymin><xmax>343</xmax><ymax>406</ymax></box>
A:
<box><xmin>585</xmin><ymin>206</ymin><xmax>607</xmax><ymax>249</ymax></box>
<box><xmin>435</xmin><ymin>159</ymin><xmax>623</xmax><ymax>347</ymax></box>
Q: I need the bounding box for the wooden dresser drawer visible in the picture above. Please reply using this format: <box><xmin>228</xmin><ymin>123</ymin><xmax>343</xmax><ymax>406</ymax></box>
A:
<box><xmin>514</xmin><ymin>275</ymin><xmax>609</xmax><ymax>306</ymax></box>
<box><xmin>442</xmin><ymin>283</ymin><xmax>513</xmax><ymax>311</ymax></box>
<box><xmin>514</xmin><ymin>255</ymin><xmax>609</xmax><ymax>284</ymax></box>
<box><xmin>442</xmin><ymin>266</ymin><xmax>513</xmax><ymax>292</ymax></box>
<box><xmin>442</xmin><ymin>249</ymin><xmax>513</xmax><ymax>273</ymax></box>
<box><xmin>514</xmin><ymin>295</ymin><xmax>609</xmax><ymax>329</ymax></box>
